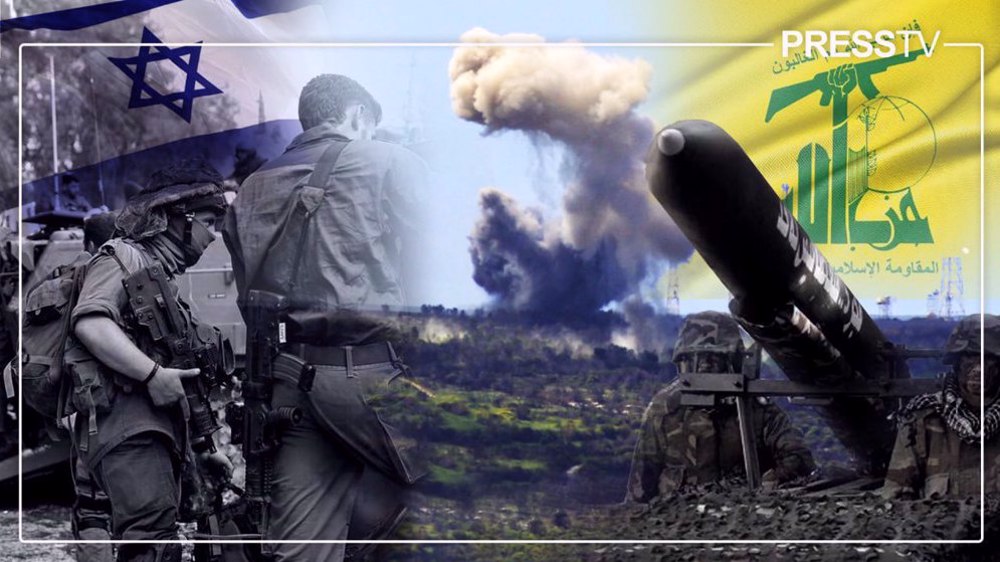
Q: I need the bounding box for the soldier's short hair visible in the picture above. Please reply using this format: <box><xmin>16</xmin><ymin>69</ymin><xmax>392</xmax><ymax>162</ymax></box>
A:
<box><xmin>298</xmin><ymin>74</ymin><xmax>382</xmax><ymax>131</ymax></box>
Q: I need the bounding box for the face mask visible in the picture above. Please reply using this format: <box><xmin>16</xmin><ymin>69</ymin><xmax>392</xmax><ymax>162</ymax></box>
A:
<box><xmin>182</xmin><ymin>216</ymin><xmax>216</xmax><ymax>266</ymax></box>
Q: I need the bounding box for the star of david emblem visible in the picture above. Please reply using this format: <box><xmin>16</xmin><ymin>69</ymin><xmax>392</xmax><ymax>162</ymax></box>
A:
<box><xmin>108</xmin><ymin>27</ymin><xmax>223</xmax><ymax>122</ymax></box>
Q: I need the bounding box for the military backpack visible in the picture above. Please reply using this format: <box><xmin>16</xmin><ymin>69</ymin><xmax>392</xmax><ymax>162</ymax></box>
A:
<box><xmin>15</xmin><ymin>247</ymin><xmax>127</xmax><ymax>421</ymax></box>
<box><xmin>13</xmin><ymin>252</ymin><xmax>92</xmax><ymax>420</ymax></box>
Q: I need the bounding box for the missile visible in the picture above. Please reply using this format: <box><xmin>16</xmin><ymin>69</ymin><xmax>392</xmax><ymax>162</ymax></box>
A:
<box><xmin>646</xmin><ymin>120</ymin><xmax>900</xmax><ymax>382</ymax></box>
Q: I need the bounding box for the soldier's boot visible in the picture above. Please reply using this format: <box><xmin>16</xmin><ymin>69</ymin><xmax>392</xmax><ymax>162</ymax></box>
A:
<box><xmin>75</xmin><ymin>526</ymin><xmax>113</xmax><ymax>562</ymax></box>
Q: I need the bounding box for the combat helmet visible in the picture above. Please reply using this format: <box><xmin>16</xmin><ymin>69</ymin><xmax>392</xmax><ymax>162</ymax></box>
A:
<box><xmin>115</xmin><ymin>160</ymin><xmax>227</xmax><ymax>241</ymax></box>
<box><xmin>943</xmin><ymin>313</ymin><xmax>1000</xmax><ymax>364</ymax></box>
<box><xmin>672</xmin><ymin>311</ymin><xmax>745</xmax><ymax>368</ymax></box>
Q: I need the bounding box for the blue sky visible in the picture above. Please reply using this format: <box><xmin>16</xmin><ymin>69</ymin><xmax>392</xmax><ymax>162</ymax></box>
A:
<box><xmin>321</xmin><ymin>0</ymin><xmax>641</xmax><ymax>43</ymax></box>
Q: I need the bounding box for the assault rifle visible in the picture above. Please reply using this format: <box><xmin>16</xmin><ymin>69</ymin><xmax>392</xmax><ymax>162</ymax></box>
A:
<box><xmin>122</xmin><ymin>262</ymin><xmax>238</xmax><ymax>560</ymax></box>
<box><xmin>122</xmin><ymin>262</ymin><xmax>234</xmax><ymax>454</ymax></box>
<box><xmin>226</xmin><ymin>289</ymin><xmax>301</xmax><ymax>534</ymax></box>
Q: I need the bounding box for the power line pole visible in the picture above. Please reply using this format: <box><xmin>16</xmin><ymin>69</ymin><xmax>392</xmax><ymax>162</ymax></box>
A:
<box><xmin>89</xmin><ymin>70</ymin><xmax>106</xmax><ymax>207</ymax></box>
<box><xmin>49</xmin><ymin>54</ymin><xmax>62</xmax><ymax>210</ymax></box>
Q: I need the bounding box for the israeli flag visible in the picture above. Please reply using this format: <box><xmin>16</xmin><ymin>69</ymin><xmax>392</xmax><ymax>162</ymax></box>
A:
<box><xmin>4</xmin><ymin>0</ymin><xmax>332</xmax><ymax>214</ymax></box>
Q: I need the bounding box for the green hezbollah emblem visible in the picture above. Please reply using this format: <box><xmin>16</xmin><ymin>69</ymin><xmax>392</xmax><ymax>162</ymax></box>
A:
<box><xmin>766</xmin><ymin>52</ymin><xmax>934</xmax><ymax>251</ymax></box>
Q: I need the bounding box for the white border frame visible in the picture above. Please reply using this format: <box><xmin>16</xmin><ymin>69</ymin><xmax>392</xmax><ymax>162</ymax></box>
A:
<box><xmin>16</xmin><ymin>40</ymin><xmax>986</xmax><ymax>546</ymax></box>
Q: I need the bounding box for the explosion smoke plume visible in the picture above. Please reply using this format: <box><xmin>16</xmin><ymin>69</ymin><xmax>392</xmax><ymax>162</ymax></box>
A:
<box><xmin>452</xmin><ymin>28</ymin><xmax>692</xmax><ymax>325</ymax></box>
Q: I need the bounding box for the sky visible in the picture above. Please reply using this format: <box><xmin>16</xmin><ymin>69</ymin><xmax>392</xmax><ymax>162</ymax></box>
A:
<box><xmin>11</xmin><ymin>0</ymin><xmax>991</xmax><ymax>316</ymax></box>
<box><xmin>298</xmin><ymin>2</ymin><xmax>988</xmax><ymax>316</ymax></box>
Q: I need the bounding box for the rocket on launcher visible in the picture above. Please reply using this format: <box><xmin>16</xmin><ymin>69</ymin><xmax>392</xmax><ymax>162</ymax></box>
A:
<box><xmin>645</xmin><ymin>120</ymin><xmax>901</xmax><ymax>383</ymax></box>
<box><xmin>645</xmin><ymin>121</ymin><xmax>938</xmax><ymax>476</ymax></box>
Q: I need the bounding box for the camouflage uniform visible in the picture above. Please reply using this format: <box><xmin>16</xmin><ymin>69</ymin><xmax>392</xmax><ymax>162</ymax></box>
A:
<box><xmin>627</xmin><ymin>312</ymin><xmax>814</xmax><ymax>502</ymax></box>
<box><xmin>882</xmin><ymin>407</ymin><xmax>1000</xmax><ymax>499</ymax></box>
<box><xmin>883</xmin><ymin>314</ymin><xmax>1000</xmax><ymax>499</ymax></box>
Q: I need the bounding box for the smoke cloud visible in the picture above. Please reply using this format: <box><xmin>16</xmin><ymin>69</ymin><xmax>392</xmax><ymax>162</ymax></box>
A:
<box><xmin>452</xmin><ymin>28</ymin><xmax>693</xmax><ymax>324</ymax></box>
<box><xmin>470</xmin><ymin>188</ymin><xmax>630</xmax><ymax>320</ymax></box>
<box><xmin>611</xmin><ymin>297</ymin><xmax>683</xmax><ymax>355</ymax></box>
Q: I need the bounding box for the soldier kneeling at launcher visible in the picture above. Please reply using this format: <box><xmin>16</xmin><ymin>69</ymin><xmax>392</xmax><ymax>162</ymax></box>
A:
<box><xmin>627</xmin><ymin>311</ymin><xmax>815</xmax><ymax>503</ymax></box>
<box><xmin>883</xmin><ymin>313</ymin><xmax>1000</xmax><ymax>499</ymax></box>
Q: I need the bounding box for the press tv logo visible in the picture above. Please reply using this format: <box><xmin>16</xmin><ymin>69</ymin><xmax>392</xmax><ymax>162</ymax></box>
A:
<box><xmin>781</xmin><ymin>30</ymin><xmax>941</xmax><ymax>59</ymax></box>
<box><xmin>769</xmin><ymin>28</ymin><xmax>940</xmax><ymax>251</ymax></box>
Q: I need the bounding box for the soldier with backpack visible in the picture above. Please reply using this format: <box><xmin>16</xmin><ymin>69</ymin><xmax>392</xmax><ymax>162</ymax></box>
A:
<box><xmin>72</xmin><ymin>211</ymin><xmax>118</xmax><ymax>562</ymax></box>
<box><xmin>62</xmin><ymin>162</ymin><xmax>232</xmax><ymax>562</ymax></box>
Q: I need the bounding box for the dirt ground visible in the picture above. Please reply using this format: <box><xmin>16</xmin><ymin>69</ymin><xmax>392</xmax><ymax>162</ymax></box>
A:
<box><xmin>0</xmin><ymin>506</ymin><xmax>75</xmax><ymax>561</ymax></box>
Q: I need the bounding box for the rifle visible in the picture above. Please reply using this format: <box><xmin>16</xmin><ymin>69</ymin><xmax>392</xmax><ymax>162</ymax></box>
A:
<box><xmin>122</xmin><ymin>263</ymin><xmax>233</xmax><ymax>454</ymax></box>
<box><xmin>227</xmin><ymin>289</ymin><xmax>301</xmax><ymax>535</ymax></box>
<box><xmin>765</xmin><ymin>51</ymin><xmax>922</xmax><ymax>123</ymax></box>
<box><xmin>121</xmin><ymin>262</ymin><xmax>239</xmax><ymax>561</ymax></box>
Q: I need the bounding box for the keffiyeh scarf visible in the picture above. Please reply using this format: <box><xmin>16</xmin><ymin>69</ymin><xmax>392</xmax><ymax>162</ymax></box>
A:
<box><xmin>900</xmin><ymin>375</ymin><xmax>1000</xmax><ymax>444</ymax></box>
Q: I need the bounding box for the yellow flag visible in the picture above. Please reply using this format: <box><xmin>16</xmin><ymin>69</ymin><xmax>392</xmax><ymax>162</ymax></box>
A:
<box><xmin>645</xmin><ymin>1</ymin><xmax>998</xmax><ymax>316</ymax></box>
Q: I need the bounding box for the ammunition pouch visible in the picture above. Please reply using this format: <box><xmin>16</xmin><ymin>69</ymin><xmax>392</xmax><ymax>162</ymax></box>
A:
<box><xmin>66</xmin><ymin>356</ymin><xmax>118</xmax><ymax>446</ymax></box>
<box><xmin>19</xmin><ymin>360</ymin><xmax>61</xmax><ymax>419</ymax></box>
<box><xmin>67</xmin><ymin>358</ymin><xmax>116</xmax><ymax>414</ymax></box>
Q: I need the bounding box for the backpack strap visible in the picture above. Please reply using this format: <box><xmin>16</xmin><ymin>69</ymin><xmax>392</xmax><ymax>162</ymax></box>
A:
<box><xmin>54</xmin><ymin>262</ymin><xmax>91</xmax><ymax>426</ymax></box>
<box><xmin>285</xmin><ymin>140</ymin><xmax>349</xmax><ymax>295</ymax></box>
<box><xmin>306</xmin><ymin>140</ymin><xmax>350</xmax><ymax>189</ymax></box>
<box><xmin>100</xmin><ymin>244</ymin><xmax>131</xmax><ymax>275</ymax></box>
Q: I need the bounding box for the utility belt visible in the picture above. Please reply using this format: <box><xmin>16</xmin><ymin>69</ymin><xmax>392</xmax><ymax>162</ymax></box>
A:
<box><xmin>277</xmin><ymin>341</ymin><xmax>408</xmax><ymax>392</ymax></box>
<box><xmin>284</xmin><ymin>341</ymin><xmax>399</xmax><ymax>369</ymax></box>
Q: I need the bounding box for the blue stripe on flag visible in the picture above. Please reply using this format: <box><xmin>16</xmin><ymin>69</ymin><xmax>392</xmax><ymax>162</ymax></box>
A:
<box><xmin>0</xmin><ymin>0</ymin><xmax>182</xmax><ymax>33</ymax></box>
<box><xmin>228</xmin><ymin>0</ymin><xmax>322</xmax><ymax>19</ymax></box>
<box><xmin>24</xmin><ymin>120</ymin><xmax>302</xmax><ymax>211</ymax></box>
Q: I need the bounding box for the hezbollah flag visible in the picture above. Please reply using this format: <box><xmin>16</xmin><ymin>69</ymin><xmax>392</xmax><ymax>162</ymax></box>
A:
<box><xmin>645</xmin><ymin>1</ymin><xmax>997</xmax><ymax>316</ymax></box>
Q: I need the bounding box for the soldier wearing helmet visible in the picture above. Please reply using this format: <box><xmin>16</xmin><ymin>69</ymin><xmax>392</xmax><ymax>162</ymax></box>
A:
<box><xmin>626</xmin><ymin>311</ymin><xmax>815</xmax><ymax>502</ymax></box>
<box><xmin>883</xmin><ymin>314</ymin><xmax>1000</xmax><ymax>499</ymax></box>
<box><xmin>66</xmin><ymin>160</ymin><xmax>232</xmax><ymax>562</ymax></box>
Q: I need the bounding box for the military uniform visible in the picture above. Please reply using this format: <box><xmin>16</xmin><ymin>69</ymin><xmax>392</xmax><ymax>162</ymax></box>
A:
<box><xmin>68</xmin><ymin>239</ymin><xmax>187</xmax><ymax>469</ymax></box>
<box><xmin>627</xmin><ymin>311</ymin><xmax>815</xmax><ymax>503</ymax></box>
<box><xmin>627</xmin><ymin>381</ymin><xmax>815</xmax><ymax>502</ymax></box>
<box><xmin>66</xmin><ymin>166</ymin><xmax>229</xmax><ymax>562</ymax></box>
<box><xmin>883</xmin><ymin>314</ymin><xmax>1000</xmax><ymax>499</ymax></box>
<box><xmin>223</xmin><ymin>118</ymin><xmax>427</xmax><ymax>561</ymax></box>
<box><xmin>72</xmin><ymin>451</ymin><xmax>114</xmax><ymax>562</ymax></box>
<box><xmin>883</xmin><ymin>404</ymin><xmax>1000</xmax><ymax>499</ymax></box>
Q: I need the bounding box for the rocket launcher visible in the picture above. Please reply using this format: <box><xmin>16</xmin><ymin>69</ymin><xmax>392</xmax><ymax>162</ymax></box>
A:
<box><xmin>646</xmin><ymin>121</ymin><xmax>938</xmax><ymax>475</ymax></box>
